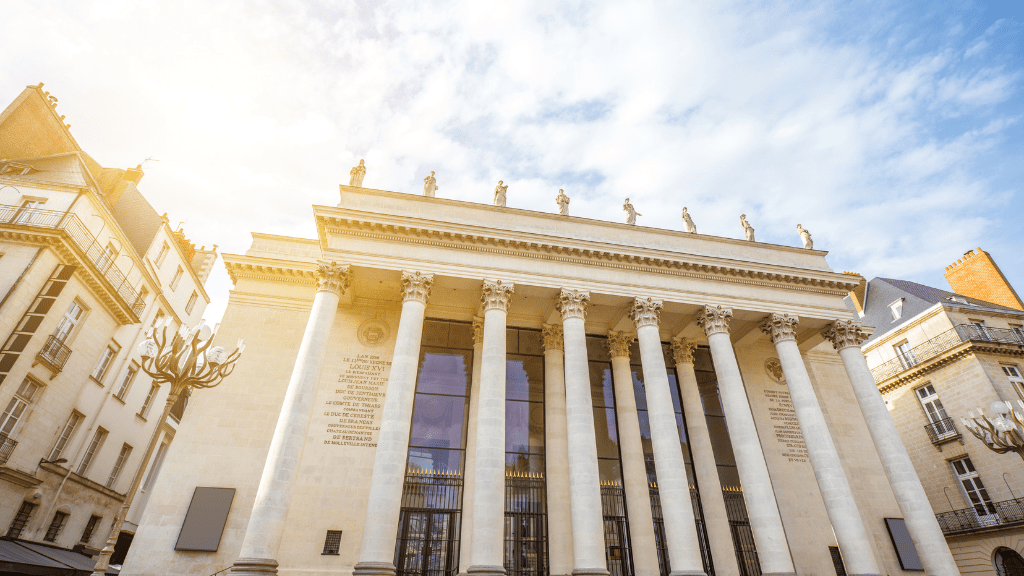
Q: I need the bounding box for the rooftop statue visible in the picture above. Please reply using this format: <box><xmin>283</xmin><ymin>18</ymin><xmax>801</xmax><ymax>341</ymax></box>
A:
<box><xmin>556</xmin><ymin>189</ymin><xmax>570</xmax><ymax>215</ymax></box>
<box><xmin>740</xmin><ymin>214</ymin><xmax>755</xmax><ymax>241</ymax></box>
<box><xmin>623</xmin><ymin>198</ymin><xmax>641</xmax><ymax>225</ymax></box>
<box><xmin>797</xmin><ymin>224</ymin><xmax>813</xmax><ymax>249</ymax></box>
<box><xmin>423</xmin><ymin>171</ymin><xmax>438</xmax><ymax>197</ymax></box>
<box><xmin>349</xmin><ymin>159</ymin><xmax>366</xmax><ymax>187</ymax></box>
<box><xmin>681</xmin><ymin>207</ymin><xmax>697</xmax><ymax>233</ymax></box>
<box><xmin>494</xmin><ymin>180</ymin><xmax>508</xmax><ymax>207</ymax></box>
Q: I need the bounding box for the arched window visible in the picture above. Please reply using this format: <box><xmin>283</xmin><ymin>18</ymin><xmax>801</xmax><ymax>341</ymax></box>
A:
<box><xmin>994</xmin><ymin>547</ymin><xmax>1024</xmax><ymax>576</ymax></box>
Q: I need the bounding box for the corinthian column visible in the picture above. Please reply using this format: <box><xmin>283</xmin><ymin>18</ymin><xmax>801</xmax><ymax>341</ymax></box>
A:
<box><xmin>352</xmin><ymin>271</ymin><xmax>434</xmax><ymax>576</ymax></box>
<box><xmin>696</xmin><ymin>306</ymin><xmax>794</xmax><ymax>576</ymax></box>
<box><xmin>232</xmin><ymin>262</ymin><xmax>351</xmax><ymax>576</ymax></box>
<box><xmin>822</xmin><ymin>320</ymin><xmax>960</xmax><ymax>576</ymax></box>
<box><xmin>760</xmin><ymin>313</ymin><xmax>881</xmax><ymax>576</ymax></box>
<box><xmin>607</xmin><ymin>331</ymin><xmax>660</xmax><ymax>576</ymax></box>
<box><xmin>671</xmin><ymin>338</ymin><xmax>739</xmax><ymax>576</ymax></box>
<box><xmin>468</xmin><ymin>280</ymin><xmax>514</xmax><ymax>576</ymax></box>
<box><xmin>629</xmin><ymin>298</ymin><xmax>705</xmax><ymax>576</ymax></box>
<box><xmin>460</xmin><ymin>317</ymin><xmax>486</xmax><ymax>574</ymax></box>
<box><xmin>543</xmin><ymin>324</ymin><xmax>575</xmax><ymax>576</ymax></box>
<box><xmin>556</xmin><ymin>289</ymin><xmax>609</xmax><ymax>576</ymax></box>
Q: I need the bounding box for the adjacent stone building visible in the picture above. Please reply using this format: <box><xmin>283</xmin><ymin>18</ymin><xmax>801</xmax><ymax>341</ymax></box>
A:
<box><xmin>0</xmin><ymin>84</ymin><xmax>214</xmax><ymax>567</ymax></box>
<box><xmin>856</xmin><ymin>252</ymin><xmax>1024</xmax><ymax>574</ymax></box>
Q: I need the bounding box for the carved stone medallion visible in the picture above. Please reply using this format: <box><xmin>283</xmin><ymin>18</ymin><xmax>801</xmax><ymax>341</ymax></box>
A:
<box><xmin>357</xmin><ymin>319</ymin><xmax>391</xmax><ymax>347</ymax></box>
<box><xmin>764</xmin><ymin>358</ymin><xmax>786</xmax><ymax>384</ymax></box>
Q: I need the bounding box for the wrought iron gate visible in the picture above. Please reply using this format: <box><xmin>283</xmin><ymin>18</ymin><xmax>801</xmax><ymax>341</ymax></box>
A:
<box><xmin>723</xmin><ymin>488</ymin><xmax>760</xmax><ymax>576</ymax></box>
<box><xmin>504</xmin><ymin>471</ymin><xmax>548</xmax><ymax>576</ymax></box>
<box><xmin>601</xmin><ymin>484</ymin><xmax>634</xmax><ymax>576</ymax></box>
<box><xmin>395</xmin><ymin>469</ymin><xmax>463</xmax><ymax>576</ymax></box>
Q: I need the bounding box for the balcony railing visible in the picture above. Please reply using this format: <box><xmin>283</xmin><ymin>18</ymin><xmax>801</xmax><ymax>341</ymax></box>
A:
<box><xmin>0</xmin><ymin>434</ymin><xmax>16</xmax><ymax>466</ymax></box>
<box><xmin>936</xmin><ymin>496</ymin><xmax>1024</xmax><ymax>535</ymax></box>
<box><xmin>871</xmin><ymin>325</ymin><xmax>1024</xmax><ymax>381</ymax></box>
<box><xmin>36</xmin><ymin>335</ymin><xmax>72</xmax><ymax>372</ymax></box>
<box><xmin>0</xmin><ymin>205</ymin><xmax>145</xmax><ymax>316</ymax></box>
<box><xmin>923</xmin><ymin>417</ymin><xmax>960</xmax><ymax>445</ymax></box>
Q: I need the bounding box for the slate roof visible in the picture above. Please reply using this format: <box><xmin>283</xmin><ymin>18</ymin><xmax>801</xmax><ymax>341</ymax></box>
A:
<box><xmin>0</xmin><ymin>538</ymin><xmax>118</xmax><ymax>575</ymax></box>
<box><xmin>3</xmin><ymin>152</ymin><xmax>93</xmax><ymax>188</ymax></box>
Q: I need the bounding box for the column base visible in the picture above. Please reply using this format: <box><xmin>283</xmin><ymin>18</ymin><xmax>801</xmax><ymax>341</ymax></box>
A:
<box><xmin>468</xmin><ymin>565</ymin><xmax>507</xmax><ymax>576</ymax></box>
<box><xmin>354</xmin><ymin>561</ymin><xmax>398</xmax><ymax>576</ymax></box>
<box><xmin>571</xmin><ymin>569</ymin><xmax>610</xmax><ymax>576</ymax></box>
<box><xmin>669</xmin><ymin>571</ymin><xmax>707</xmax><ymax>576</ymax></box>
<box><xmin>231</xmin><ymin>558</ymin><xmax>279</xmax><ymax>575</ymax></box>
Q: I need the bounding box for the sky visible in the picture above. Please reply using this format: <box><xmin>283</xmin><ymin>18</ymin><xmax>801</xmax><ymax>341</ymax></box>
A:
<box><xmin>2</xmin><ymin>0</ymin><xmax>1023</xmax><ymax>323</ymax></box>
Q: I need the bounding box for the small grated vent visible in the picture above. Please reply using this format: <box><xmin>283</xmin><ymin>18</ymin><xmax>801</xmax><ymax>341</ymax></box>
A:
<box><xmin>829</xmin><ymin>546</ymin><xmax>847</xmax><ymax>576</ymax></box>
<box><xmin>323</xmin><ymin>530</ymin><xmax>342</xmax><ymax>555</ymax></box>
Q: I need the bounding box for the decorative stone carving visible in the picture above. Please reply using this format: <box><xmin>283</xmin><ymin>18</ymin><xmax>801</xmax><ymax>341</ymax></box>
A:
<box><xmin>681</xmin><ymin>207</ymin><xmax>697</xmax><ymax>234</ymax></box>
<box><xmin>556</xmin><ymin>289</ymin><xmax>590</xmax><ymax>321</ymax></box>
<box><xmin>494</xmin><ymin>180</ymin><xmax>508</xmax><ymax>207</ymax></box>
<box><xmin>671</xmin><ymin>337</ymin><xmax>697</xmax><ymax>365</ymax></box>
<box><xmin>556</xmin><ymin>189</ymin><xmax>570</xmax><ymax>216</ymax></box>
<box><xmin>473</xmin><ymin>316</ymin><xmax>485</xmax><ymax>345</ymax></box>
<box><xmin>797</xmin><ymin>224</ymin><xmax>813</xmax><ymax>249</ymax></box>
<box><xmin>623</xmin><ymin>198</ymin><xmax>641</xmax><ymax>226</ymax></box>
<box><xmin>349</xmin><ymin>159</ymin><xmax>366</xmax><ymax>187</ymax></box>
<box><xmin>481</xmin><ymin>280</ymin><xmax>514</xmax><ymax>312</ymax></box>
<box><xmin>357</xmin><ymin>319</ymin><xmax>390</xmax><ymax>347</ymax></box>
<box><xmin>400</xmin><ymin>271</ymin><xmax>434</xmax><ymax>304</ymax></box>
<box><xmin>740</xmin><ymin>214</ymin><xmax>755</xmax><ymax>241</ymax></box>
<box><xmin>541</xmin><ymin>324</ymin><xmax>564</xmax><ymax>352</ymax></box>
<box><xmin>760</xmin><ymin>313</ymin><xmax>799</xmax><ymax>344</ymax></box>
<box><xmin>821</xmin><ymin>319</ymin><xmax>868</xmax><ymax>351</ymax></box>
<box><xmin>423</xmin><ymin>171</ymin><xmax>438</xmax><ymax>197</ymax></box>
<box><xmin>764</xmin><ymin>358</ymin><xmax>786</xmax><ymax>383</ymax></box>
<box><xmin>314</xmin><ymin>261</ymin><xmax>351</xmax><ymax>295</ymax></box>
<box><xmin>628</xmin><ymin>297</ymin><xmax>663</xmax><ymax>329</ymax></box>
<box><xmin>607</xmin><ymin>331</ymin><xmax>635</xmax><ymax>359</ymax></box>
<box><xmin>696</xmin><ymin>305</ymin><xmax>732</xmax><ymax>336</ymax></box>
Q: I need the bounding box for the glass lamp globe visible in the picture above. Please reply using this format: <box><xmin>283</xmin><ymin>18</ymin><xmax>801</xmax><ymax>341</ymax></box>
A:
<box><xmin>138</xmin><ymin>339</ymin><xmax>158</xmax><ymax>359</ymax></box>
<box><xmin>993</xmin><ymin>416</ymin><xmax>1016</xmax><ymax>433</ymax></box>
<box><xmin>207</xmin><ymin>346</ymin><xmax>229</xmax><ymax>366</ymax></box>
<box><xmin>991</xmin><ymin>400</ymin><xmax>1010</xmax><ymax>416</ymax></box>
<box><xmin>198</xmin><ymin>325</ymin><xmax>213</xmax><ymax>341</ymax></box>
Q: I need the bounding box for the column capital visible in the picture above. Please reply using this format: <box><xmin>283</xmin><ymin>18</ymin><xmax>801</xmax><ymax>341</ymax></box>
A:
<box><xmin>696</xmin><ymin>305</ymin><xmax>732</xmax><ymax>337</ymax></box>
<box><xmin>671</xmin><ymin>337</ymin><xmax>698</xmax><ymax>365</ymax></box>
<box><xmin>481</xmin><ymin>279</ymin><xmax>514</xmax><ymax>312</ymax></box>
<box><xmin>541</xmin><ymin>324</ymin><xmax>563</xmax><ymax>352</ymax></box>
<box><xmin>821</xmin><ymin>319</ymin><xmax>868</xmax><ymax>351</ymax></box>
<box><xmin>556</xmin><ymin>288</ymin><xmax>590</xmax><ymax>321</ymax></box>
<box><xmin>628</xmin><ymin>297</ymin><xmax>663</xmax><ymax>329</ymax></box>
<box><xmin>607</xmin><ymin>331</ymin><xmax>635</xmax><ymax>359</ymax></box>
<box><xmin>473</xmin><ymin>316</ymin><xmax>485</xmax><ymax>345</ymax></box>
<box><xmin>760</xmin><ymin>313</ymin><xmax>799</xmax><ymax>344</ymax></box>
<box><xmin>315</xmin><ymin>261</ymin><xmax>351</xmax><ymax>296</ymax></box>
<box><xmin>400</xmin><ymin>271</ymin><xmax>434</xmax><ymax>304</ymax></box>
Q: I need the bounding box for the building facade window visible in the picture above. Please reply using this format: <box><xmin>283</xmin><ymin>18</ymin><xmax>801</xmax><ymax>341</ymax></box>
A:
<box><xmin>151</xmin><ymin>310</ymin><xmax>166</xmax><ymax>330</ymax></box>
<box><xmin>78</xmin><ymin>428</ymin><xmax>107</xmax><ymax>476</ymax></box>
<box><xmin>170</xmin><ymin>266</ymin><xmax>183</xmax><ymax>291</ymax></box>
<box><xmin>108</xmin><ymin>443</ymin><xmax>132</xmax><ymax>488</ymax></box>
<box><xmin>185</xmin><ymin>291</ymin><xmax>198</xmax><ymax>315</ymax></box>
<box><xmin>1002</xmin><ymin>365</ymin><xmax>1024</xmax><ymax>400</ymax></box>
<box><xmin>13</xmin><ymin>199</ymin><xmax>44</xmax><ymax>224</ymax></box>
<box><xmin>43</xmin><ymin>511</ymin><xmax>69</xmax><ymax>542</ymax></box>
<box><xmin>888</xmin><ymin>299</ymin><xmax>904</xmax><ymax>321</ymax></box>
<box><xmin>53</xmin><ymin>301</ymin><xmax>85</xmax><ymax>343</ymax></box>
<box><xmin>155</xmin><ymin>242</ymin><xmax>170</xmax><ymax>268</ymax></box>
<box><xmin>80</xmin><ymin>514</ymin><xmax>101</xmax><ymax>544</ymax></box>
<box><xmin>915</xmin><ymin>384</ymin><xmax>955</xmax><ymax>438</ymax></box>
<box><xmin>139</xmin><ymin>384</ymin><xmax>158</xmax><ymax>418</ymax></box>
<box><xmin>6</xmin><ymin>501</ymin><xmax>36</xmax><ymax>538</ymax></box>
<box><xmin>951</xmin><ymin>456</ymin><xmax>997</xmax><ymax>519</ymax></box>
<box><xmin>322</xmin><ymin>530</ymin><xmax>342</xmax><ymax>555</ymax></box>
<box><xmin>115</xmin><ymin>363</ymin><xmax>139</xmax><ymax>400</ymax></box>
<box><xmin>92</xmin><ymin>343</ymin><xmax>119</xmax><ymax>382</ymax></box>
<box><xmin>0</xmin><ymin>378</ymin><xmax>41</xmax><ymax>435</ymax></box>
<box><xmin>895</xmin><ymin>340</ymin><xmax>917</xmax><ymax>369</ymax></box>
<box><xmin>97</xmin><ymin>242</ymin><xmax>118</xmax><ymax>272</ymax></box>
<box><xmin>49</xmin><ymin>411</ymin><xmax>83</xmax><ymax>461</ymax></box>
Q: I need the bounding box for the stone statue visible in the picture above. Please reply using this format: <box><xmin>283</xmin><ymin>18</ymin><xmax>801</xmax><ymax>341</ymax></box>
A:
<box><xmin>797</xmin><ymin>224</ymin><xmax>813</xmax><ymax>249</ymax></box>
<box><xmin>740</xmin><ymin>214</ymin><xmax>755</xmax><ymax>241</ymax></box>
<box><xmin>623</xmin><ymin>198</ymin><xmax>641</xmax><ymax>225</ymax></box>
<box><xmin>349</xmin><ymin>159</ymin><xmax>366</xmax><ymax>187</ymax></box>
<box><xmin>494</xmin><ymin>180</ymin><xmax>508</xmax><ymax>207</ymax></box>
<box><xmin>681</xmin><ymin>207</ymin><xmax>697</xmax><ymax>233</ymax></box>
<box><xmin>556</xmin><ymin>189</ymin><xmax>570</xmax><ymax>215</ymax></box>
<box><xmin>423</xmin><ymin>171</ymin><xmax>438</xmax><ymax>197</ymax></box>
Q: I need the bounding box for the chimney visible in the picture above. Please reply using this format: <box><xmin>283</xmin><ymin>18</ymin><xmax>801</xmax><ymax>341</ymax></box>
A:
<box><xmin>944</xmin><ymin>248</ymin><xmax>1024</xmax><ymax>311</ymax></box>
<box><xmin>124</xmin><ymin>164</ymin><xmax>144</xmax><ymax>185</ymax></box>
<box><xmin>190</xmin><ymin>244</ymin><xmax>219</xmax><ymax>287</ymax></box>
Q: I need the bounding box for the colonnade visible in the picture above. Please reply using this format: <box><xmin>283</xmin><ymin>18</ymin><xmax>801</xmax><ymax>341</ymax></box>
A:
<box><xmin>229</xmin><ymin>263</ymin><xmax>959</xmax><ymax>576</ymax></box>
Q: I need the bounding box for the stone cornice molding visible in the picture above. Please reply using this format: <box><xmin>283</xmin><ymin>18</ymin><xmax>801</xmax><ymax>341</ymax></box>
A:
<box><xmin>672</xmin><ymin>337</ymin><xmax>698</xmax><ymax>365</ymax></box>
<box><xmin>821</xmin><ymin>320</ymin><xmax>868</xmax><ymax>351</ymax></box>
<box><xmin>400</xmin><ymin>271</ymin><xmax>433</xmax><ymax>304</ymax></box>
<box><xmin>607</xmin><ymin>331</ymin><xmax>635</xmax><ymax>359</ymax></box>
<box><xmin>473</xmin><ymin>317</ymin><xmax>484</xmax><ymax>345</ymax></box>
<box><xmin>877</xmin><ymin>341</ymin><xmax>1024</xmax><ymax>394</ymax></box>
<box><xmin>556</xmin><ymin>289</ymin><xmax>590</xmax><ymax>321</ymax></box>
<box><xmin>760</xmin><ymin>313</ymin><xmax>799</xmax><ymax>344</ymax></box>
<box><xmin>223</xmin><ymin>255</ymin><xmax>317</xmax><ymax>286</ymax></box>
<box><xmin>481</xmin><ymin>280</ymin><xmax>514</xmax><ymax>312</ymax></box>
<box><xmin>315</xmin><ymin>261</ymin><xmax>351</xmax><ymax>296</ymax></box>
<box><xmin>697</xmin><ymin>305</ymin><xmax>733</xmax><ymax>337</ymax></box>
<box><xmin>628</xmin><ymin>297</ymin><xmax>663</xmax><ymax>329</ymax></box>
<box><xmin>541</xmin><ymin>324</ymin><xmax>563</xmax><ymax>352</ymax></box>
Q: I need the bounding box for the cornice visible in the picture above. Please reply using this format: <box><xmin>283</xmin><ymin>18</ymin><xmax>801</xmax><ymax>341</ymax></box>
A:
<box><xmin>223</xmin><ymin>254</ymin><xmax>317</xmax><ymax>286</ymax></box>
<box><xmin>315</xmin><ymin>208</ymin><xmax>859</xmax><ymax>298</ymax></box>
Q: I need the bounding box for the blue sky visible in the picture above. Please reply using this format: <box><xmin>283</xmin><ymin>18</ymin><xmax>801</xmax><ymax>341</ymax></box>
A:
<box><xmin>2</xmin><ymin>0</ymin><xmax>1022</xmax><ymax>322</ymax></box>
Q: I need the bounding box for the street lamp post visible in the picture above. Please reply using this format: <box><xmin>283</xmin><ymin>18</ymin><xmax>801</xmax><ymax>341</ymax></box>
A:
<box><xmin>962</xmin><ymin>400</ymin><xmax>1024</xmax><ymax>462</ymax></box>
<box><xmin>91</xmin><ymin>320</ymin><xmax>243</xmax><ymax>576</ymax></box>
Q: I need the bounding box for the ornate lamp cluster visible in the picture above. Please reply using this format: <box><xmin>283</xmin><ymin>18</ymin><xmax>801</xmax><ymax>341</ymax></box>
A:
<box><xmin>962</xmin><ymin>401</ymin><xmax>1024</xmax><ymax>461</ymax></box>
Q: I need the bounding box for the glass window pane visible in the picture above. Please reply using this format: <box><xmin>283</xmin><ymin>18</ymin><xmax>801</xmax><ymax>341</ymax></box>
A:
<box><xmin>717</xmin><ymin>465</ymin><xmax>741</xmax><ymax>488</ymax></box>
<box><xmin>632</xmin><ymin>372</ymin><xmax>647</xmax><ymax>411</ymax></box>
<box><xmin>416</xmin><ymin>350</ymin><xmax>471</xmax><ymax>396</ymax></box>
<box><xmin>589</xmin><ymin>363</ymin><xmax>615</xmax><ymax>407</ymax></box>
<box><xmin>422</xmin><ymin>321</ymin><xmax>450</xmax><ymax>348</ymax></box>
<box><xmin>598</xmin><ymin>457</ymin><xmax>623</xmax><ymax>484</ymax></box>
<box><xmin>706</xmin><ymin>415</ymin><xmax>736</xmax><ymax>466</ymax></box>
<box><xmin>667</xmin><ymin>373</ymin><xmax>682</xmax><ymax>414</ymax></box>
<box><xmin>693</xmin><ymin>347</ymin><xmax>714</xmax><ymax>372</ymax></box>
<box><xmin>407</xmin><ymin>447</ymin><xmax>463</xmax><ymax>474</ymax></box>
<box><xmin>518</xmin><ymin>330</ymin><xmax>544</xmax><ymax>356</ymax></box>
<box><xmin>636</xmin><ymin>409</ymin><xmax>653</xmax><ymax>454</ymax></box>
<box><xmin>594</xmin><ymin>407</ymin><xmax>619</xmax><ymax>458</ymax></box>
<box><xmin>506</xmin><ymin>328</ymin><xmax>519</xmax><ymax>354</ymax></box>
<box><xmin>586</xmin><ymin>336</ymin><xmax>610</xmax><ymax>363</ymax></box>
<box><xmin>409</xmin><ymin>394</ymin><xmax>468</xmax><ymax>449</ymax></box>
<box><xmin>507</xmin><ymin>356</ymin><xmax>544</xmax><ymax>402</ymax></box>
<box><xmin>506</xmin><ymin>452</ymin><xmax>545</xmax><ymax>474</ymax></box>
<box><xmin>448</xmin><ymin>322</ymin><xmax>475</xmax><ymax>349</ymax></box>
<box><xmin>506</xmin><ymin>401</ymin><xmax>531</xmax><ymax>453</ymax></box>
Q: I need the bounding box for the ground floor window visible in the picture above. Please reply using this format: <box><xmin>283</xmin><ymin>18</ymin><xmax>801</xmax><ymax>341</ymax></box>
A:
<box><xmin>995</xmin><ymin>547</ymin><xmax>1024</xmax><ymax>576</ymax></box>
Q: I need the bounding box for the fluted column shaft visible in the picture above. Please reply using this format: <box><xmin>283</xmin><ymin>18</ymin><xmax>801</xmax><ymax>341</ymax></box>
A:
<box><xmin>469</xmin><ymin>281</ymin><xmax>514</xmax><ymax>576</ymax></box>
<box><xmin>762</xmin><ymin>314</ymin><xmax>881</xmax><ymax>576</ymax></box>
<box><xmin>543</xmin><ymin>325</ymin><xmax>575</xmax><ymax>576</ymax></box>
<box><xmin>672</xmin><ymin>339</ymin><xmax>740</xmax><ymax>576</ymax></box>
<box><xmin>351</xmin><ymin>273</ymin><xmax>434</xmax><ymax>576</ymax></box>
<box><xmin>608</xmin><ymin>333</ymin><xmax>660</xmax><ymax>576</ymax></box>
<box><xmin>824</xmin><ymin>320</ymin><xmax>960</xmax><ymax>576</ymax></box>
<box><xmin>233</xmin><ymin>262</ymin><xmax>350</xmax><ymax>576</ymax></box>
<box><xmin>697</xmin><ymin>306</ymin><xmax>794</xmax><ymax>576</ymax></box>
<box><xmin>460</xmin><ymin>318</ymin><xmax>486</xmax><ymax>574</ymax></box>
<box><xmin>630</xmin><ymin>299</ymin><xmax>705</xmax><ymax>576</ymax></box>
<box><xmin>557</xmin><ymin>289</ymin><xmax>610</xmax><ymax>576</ymax></box>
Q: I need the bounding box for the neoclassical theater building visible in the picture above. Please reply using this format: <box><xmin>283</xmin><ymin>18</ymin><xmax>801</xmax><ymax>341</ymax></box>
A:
<box><xmin>124</xmin><ymin>182</ymin><xmax>961</xmax><ymax>576</ymax></box>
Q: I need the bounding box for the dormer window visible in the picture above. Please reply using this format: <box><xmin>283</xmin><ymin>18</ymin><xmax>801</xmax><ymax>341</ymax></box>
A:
<box><xmin>0</xmin><ymin>162</ymin><xmax>34</xmax><ymax>176</ymax></box>
<box><xmin>889</xmin><ymin>299</ymin><xmax>904</xmax><ymax>321</ymax></box>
